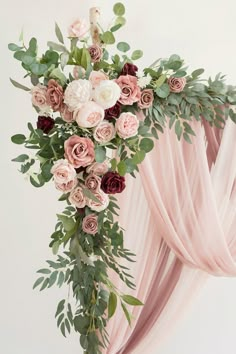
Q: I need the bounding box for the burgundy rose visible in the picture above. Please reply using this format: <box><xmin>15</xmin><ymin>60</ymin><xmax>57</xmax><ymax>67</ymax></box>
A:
<box><xmin>120</xmin><ymin>63</ymin><xmax>138</xmax><ymax>77</ymax></box>
<box><xmin>37</xmin><ymin>116</ymin><xmax>55</xmax><ymax>134</ymax></box>
<box><xmin>46</xmin><ymin>79</ymin><xmax>64</xmax><ymax>111</ymax></box>
<box><xmin>101</xmin><ymin>171</ymin><xmax>126</xmax><ymax>194</ymax></box>
<box><xmin>104</xmin><ymin>102</ymin><xmax>121</xmax><ymax>120</ymax></box>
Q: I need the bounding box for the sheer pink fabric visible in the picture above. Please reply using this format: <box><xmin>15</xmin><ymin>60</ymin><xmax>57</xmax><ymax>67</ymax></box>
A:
<box><xmin>104</xmin><ymin>116</ymin><xmax>236</xmax><ymax>353</ymax></box>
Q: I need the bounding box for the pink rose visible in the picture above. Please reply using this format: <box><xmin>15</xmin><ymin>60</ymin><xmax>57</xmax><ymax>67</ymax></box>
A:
<box><xmin>87</xmin><ymin>191</ymin><xmax>109</xmax><ymax>212</ymax></box>
<box><xmin>46</xmin><ymin>79</ymin><xmax>64</xmax><ymax>111</ymax></box>
<box><xmin>73</xmin><ymin>66</ymin><xmax>86</xmax><ymax>80</ymax></box>
<box><xmin>68</xmin><ymin>19</ymin><xmax>89</xmax><ymax>39</ymax></box>
<box><xmin>64</xmin><ymin>135</ymin><xmax>95</xmax><ymax>168</ymax></box>
<box><xmin>31</xmin><ymin>84</ymin><xmax>50</xmax><ymax>111</ymax></box>
<box><xmin>86</xmin><ymin>161</ymin><xmax>110</xmax><ymax>175</ymax></box>
<box><xmin>51</xmin><ymin>159</ymin><xmax>77</xmax><ymax>192</ymax></box>
<box><xmin>89</xmin><ymin>71</ymin><xmax>108</xmax><ymax>88</ymax></box>
<box><xmin>93</xmin><ymin>121</ymin><xmax>115</xmax><ymax>143</ymax></box>
<box><xmin>115</xmin><ymin>112</ymin><xmax>139</xmax><ymax>139</ymax></box>
<box><xmin>138</xmin><ymin>89</ymin><xmax>154</xmax><ymax>109</ymax></box>
<box><xmin>88</xmin><ymin>44</ymin><xmax>103</xmax><ymax>63</ymax></box>
<box><xmin>82</xmin><ymin>214</ymin><xmax>98</xmax><ymax>235</ymax></box>
<box><xmin>69</xmin><ymin>186</ymin><xmax>87</xmax><ymax>208</ymax></box>
<box><xmin>168</xmin><ymin>77</ymin><xmax>186</xmax><ymax>93</ymax></box>
<box><xmin>85</xmin><ymin>174</ymin><xmax>101</xmax><ymax>192</ymax></box>
<box><xmin>61</xmin><ymin>104</ymin><xmax>74</xmax><ymax>123</ymax></box>
<box><xmin>115</xmin><ymin>75</ymin><xmax>141</xmax><ymax>105</ymax></box>
<box><xmin>74</xmin><ymin>101</ymin><xmax>104</xmax><ymax>128</ymax></box>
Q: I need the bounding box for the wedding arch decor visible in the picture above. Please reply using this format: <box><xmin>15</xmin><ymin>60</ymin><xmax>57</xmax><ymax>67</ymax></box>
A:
<box><xmin>9</xmin><ymin>2</ymin><xmax>236</xmax><ymax>353</ymax></box>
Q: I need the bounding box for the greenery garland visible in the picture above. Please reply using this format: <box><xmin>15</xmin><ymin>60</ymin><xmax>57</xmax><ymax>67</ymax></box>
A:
<box><xmin>9</xmin><ymin>2</ymin><xmax>236</xmax><ymax>353</ymax></box>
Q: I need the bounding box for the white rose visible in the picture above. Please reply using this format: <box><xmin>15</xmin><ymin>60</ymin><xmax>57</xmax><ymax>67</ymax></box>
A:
<box><xmin>93</xmin><ymin>80</ymin><xmax>121</xmax><ymax>109</ymax></box>
<box><xmin>74</xmin><ymin>101</ymin><xmax>104</xmax><ymax>128</ymax></box>
<box><xmin>64</xmin><ymin>79</ymin><xmax>92</xmax><ymax>111</ymax></box>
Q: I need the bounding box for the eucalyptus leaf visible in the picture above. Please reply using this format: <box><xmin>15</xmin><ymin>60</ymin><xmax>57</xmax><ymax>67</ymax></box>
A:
<box><xmin>108</xmin><ymin>292</ymin><xmax>117</xmax><ymax>318</ymax></box>
<box><xmin>113</xmin><ymin>2</ymin><xmax>125</xmax><ymax>16</ymax></box>
<box><xmin>121</xmin><ymin>295</ymin><xmax>143</xmax><ymax>306</ymax></box>
<box><xmin>10</xmin><ymin>78</ymin><xmax>30</xmax><ymax>91</ymax></box>
<box><xmin>12</xmin><ymin>154</ymin><xmax>29</xmax><ymax>162</ymax></box>
<box><xmin>55</xmin><ymin>22</ymin><xmax>64</xmax><ymax>44</ymax></box>
<box><xmin>101</xmin><ymin>31</ymin><xmax>115</xmax><ymax>45</ymax></box>
<box><xmin>47</xmin><ymin>41</ymin><xmax>67</xmax><ymax>52</ymax></box>
<box><xmin>117</xmin><ymin>42</ymin><xmax>130</xmax><ymax>52</ymax></box>
<box><xmin>131</xmin><ymin>50</ymin><xmax>143</xmax><ymax>60</ymax></box>
<box><xmin>11</xmin><ymin>134</ymin><xmax>26</xmax><ymax>144</ymax></box>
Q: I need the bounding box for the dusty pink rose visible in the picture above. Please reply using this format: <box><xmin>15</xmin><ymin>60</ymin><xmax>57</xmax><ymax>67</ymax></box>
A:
<box><xmin>46</xmin><ymin>79</ymin><xmax>64</xmax><ymax>111</ymax></box>
<box><xmin>73</xmin><ymin>66</ymin><xmax>86</xmax><ymax>80</ymax></box>
<box><xmin>89</xmin><ymin>71</ymin><xmax>108</xmax><ymax>88</ymax></box>
<box><xmin>168</xmin><ymin>77</ymin><xmax>186</xmax><ymax>93</ymax></box>
<box><xmin>64</xmin><ymin>135</ymin><xmax>95</xmax><ymax>168</ymax></box>
<box><xmin>88</xmin><ymin>44</ymin><xmax>103</xmax><ymax>63</ymax></box>
<box><xmin>51</xmin><ymin>159</ymin><xmax>77</xmax><ymax>192</ymax></box>
<box><xmin>87</xmin><ymin>191</ymin><xmax>109</xmax><ymax>212</ymax></box>
<box><xmin>86</xmin><ymin>161</ymin><xmax>110</xmax><ymax>175</ymax></box>
<box><xmin>31</xmin><ymin>84</ymin><xmax>49</xmax><ymax>110</ymax></box>
<box><xmin>82</xmin><ymin>214</ymin><xmax>98</xmax><ymax>235</ymax></box>
<box><xmin>115</xmin><ymin>75</ymin><xmax>141</xmax><ymax>105</ymax></box>
<box><xmin>69</xmin><ymin>186</ymin><xmax>87</xmax><ymax>208</ymax></box>
<box><xmin>68</xmin><ymin>19</ymin><xmax>89</xmax><ymax>39</ymax></box>
<box><xmin>61</xmin><ymin>104</ymin><xmax>74</xmax><ymax>123</ymax></box>
<box><xmin>74</xmin><ymin>101</ymin><xmax>104</xmax><ymax>128</ymax></box>
<box><xmin>115</xmin><ymin>112</ymin><xmax>139</xmax><ymax>139</ymax></box>
<box><xmin>85</xmin><ymin>174</ymin><xmax>101</xmax><ymax>192</ymax></box>
<box><xmin>138</xmin><ymin>89</ymin><xmax>154</xmax><ymax>109</ymax></box>
<box><xmin>93</xmin><ymin>121</ymin><xmax>115</xmax><ymax>143</ymax></box>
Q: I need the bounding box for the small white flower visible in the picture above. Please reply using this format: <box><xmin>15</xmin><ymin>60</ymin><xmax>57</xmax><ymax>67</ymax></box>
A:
<box><xmin>137</xmin><ymin>74</ymin><xmax>152</xmax><ymax>89</ymax></box>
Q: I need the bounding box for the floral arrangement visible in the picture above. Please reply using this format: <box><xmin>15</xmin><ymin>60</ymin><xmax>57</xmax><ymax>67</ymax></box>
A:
<box><xmin>9</xmin><ymin>2</ymin><xmax>236</xmax><ymax>353</ymax></box>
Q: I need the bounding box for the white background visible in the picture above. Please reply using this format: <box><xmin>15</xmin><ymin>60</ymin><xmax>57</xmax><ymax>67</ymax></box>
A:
<box><xmin>1</xmin><ymin>0</ymin><xmax>236</xmax><ymax>353</ymax></box>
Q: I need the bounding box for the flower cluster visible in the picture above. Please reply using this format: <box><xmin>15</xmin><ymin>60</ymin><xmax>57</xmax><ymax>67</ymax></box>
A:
<box><xmin>9</xmin><ymin>2</ymin><xmax>236</xmax><ymax>354</ymax></box>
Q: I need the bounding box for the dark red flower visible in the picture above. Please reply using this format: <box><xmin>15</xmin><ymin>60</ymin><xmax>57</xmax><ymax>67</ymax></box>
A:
<box><xmin>120</xmin><ymin>63</ymin><xmax>138</xmax><ymax>77</ymax></box>
<box><xmin>37</xmin><ymin>116</ymin><xmax>55</xmax><ymax>134</ymax></box>
<box><xmin>101</xmin><ymin>171</ymin><xmax>126</xmax><ymax>194</ymax></box>
<box><xmin>104</xmin><ymin>102</ymin><xmax>121</xmax><ymax>120</ymax></box>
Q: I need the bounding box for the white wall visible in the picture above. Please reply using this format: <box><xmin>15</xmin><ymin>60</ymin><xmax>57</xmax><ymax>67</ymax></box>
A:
<box><xmin>1</xmin><ymin>0</ymin><xmax>236</xmax><ymax>353</ymax></box>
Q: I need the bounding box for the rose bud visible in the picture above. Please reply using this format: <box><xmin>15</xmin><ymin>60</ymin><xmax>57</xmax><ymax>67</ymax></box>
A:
<box><xmin>101</xmin><ymin>171</ymin><xmax>126</xmax><ymax>194</ymax></box>
<box><xmin>120</xmin><ymin>63</ymin><xmax>138</xmax><ymax>77</ymax></box>
<box><xmin>37</xmin><ymin>116</ymin><xmax>55</xmax><ymax>134</ymax></box>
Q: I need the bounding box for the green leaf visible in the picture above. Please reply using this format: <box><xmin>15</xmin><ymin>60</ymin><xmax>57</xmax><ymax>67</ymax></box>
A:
<box><xmin>139</xmin><ymin>138</ymin><xmax>154</xmax><ymax>153</ymax></box>
<box><xmin>65</xmin><ymin>318</ymin><xmax>70</xmax><ymax>334</ymax></box>
<box><xmin>55</xmin><ymin>22</ymin><xmax>64</xmax><ymax>44</ymax></box>
<box><xmin>52</xmin><ymin>241</ymin><xmax>60</xmax><ymax>255</ymax></box>
<box><xmin>108</xmin><ymin>292</ymin><xmax>117</xmax><ymax>318</ymax></box>
<box><xmin>113</xmin><ymin>2</ymin><xmax>125</xmax><ymax>16</ymax></box>
<box><xmin>10</xmin><ymin>78</ymin><xmax>30</xmax><ymax>92</ymax></box>
<box><xmin>37</xmin><ymin>268</ymin><xmax>51</xmax><ymax>274</ymax></box>
<box><xmin>30</xmin><ymin>63</ymin><xmax>48</xmax><ymax>76</ymax></box>
<box><xmin>11</xmin><ymin>154</ymin><xmax>29</xmax><ymax>162</ymax></box>
<box><xmin>110</xmin><ymin>158</ymin><xmax>117</xmax><ymax>171</ymax></box>
<box><xmin>175</xmin><ymin>120</ymin><xmax>183</xmax><ymax>140</ymax></box>
<box><xmin>55</xmin><ymin>299</ymin><xmax>65</xmax><ymax>317</ymax></box>
<box><xmin>49</xmin><ymin>68</ymin><xmax>67</xmax><ymax>86</ymax></box>
<box><xmin>101</xmin><ymin>31</ymin><xmax>115</xmax><ymax>45</ymax></box>
<box><xmin>155</xmin><ymin>74</ymin><xmax>167</xmax><ymax>89</ymax></box>
<box><xmin>82</xmin><ymin>187</ymin><xmax>101</xmax><ymax>203</ymax></box>
<box><xmin>183</xmin><ymin>122</ymin><xmax>196</xmax><ymax>136</ymax></box>
<box><xmin>183</xmin><ymin>132</ymin><xmax>192</xmax><ymax>144</ymax></box>
<box><xmin>132</xmin><ymin>150</ymin><xmax>146</xmax><ymax>164</ymax></box>
<box><xmin>29</xmin><ymin>37</ymin><xmax>37</xmax><ymax>53</ymax></box>
<box><xmin>155</xmin><ymin>83</ymin><xmax>170</xmax><ymax>98</ymax></box>
<box><xmin>121</xmin><ymin>302</ymin><xmax>131</xmax><ymax>326</ymax></box>
<box><xmin>95</xmin><ymin>146</ymin><xmax>106</xmax><ymax>163</ymax></box>
<box><xmin>30</xmin><ymin>173</ymin><xmax>45</xmax><ymax>188</ymax></box>
<box><xmin>8</xmin><ymin>43</ymin><xmax>23</xmax><ymax>51</ymax></box>
<box><xmin>41</xmin><ymin>161</ymin><xmax>53</xmax><ymax>181</ymax></box>
<box><xmin>33</xmin><ymin>277</ymin><xmax>44</xmax><ymax>290</ymax></box>
<box><xmin>47</xmin><ymin>41</ymin><xmax>67</xmax><ymax>52</ymax></box>
<box><xmin>48</xmin><ymin>271</ymin><xmax>58</xmax><ymax>288</ymax></box>
<box><xmin>80</xmin><ymin>334</ymin><xmax>89</xmax><ymax>350</ymax></box>
<box><xmin>121</xmin><ymin>295</ymin><xmax>143</xmax><ymax>306</ymax></box>
<box><xmin>60</xmin><ymin>322</ymin><xmax>66</xmax><ymax>337</ymax></box>
<box><xmin>57</xmin><ymin>214</ymin><xmax>76</xmax><ymax>232</ymax></box>
<box><xmin>168</xmin><ymin>60</ymin><xmax>182</xmax><ymax>71</ymax></box>
<box><xmin>117</xmin><ymin>42</ymin><xmax>130</xmax><ymax>52</ymax></box>
<box><xmin>192</xmin><ymin>68</ymin><xmax>204</xmax><ymax>79</ymax></box>
<box><xmin>60</xmin><ymin>52</ymin><xmax>69</xmax><ymax>70</ymax></box>
<box><xmin>57</xmin><ymin>271</ymin><xmax>65</xmax><ymax>287</ymax></box>
<box><xmin>11</xmin><ymin>134</ymin><xmax>26</xmax><ymax>144</ymax></box>
<box><xmin>131</xmin><ymin>50</ymin><xmax>143</xmax><ymax>60</ymax></box>
<box><xmin>57</xmin><ymin>313</ymin><xmax>64</xmax><ymax>327</ymax></box>
<box><xmin>115</xmin><ymin>16</ymin><xmax>126</xmax><ymax>26</ymax></box>
<box><xmin>40</xmin><ymin>278</ymin><xmax>49</xmax><ymax>291</ymax></box>
<box><xmin>110</xmin><ymin>24</ymin><xmax>122</xmax><ymax>32</ymax></box>
<box><xmin>117</xmin><ymin>160</ymin><xmax>127</xmax><ymax>176</ymax></box>
<box><xmin>14</xmin><ymin>50</ymin><xmax>25</xmax><ymax>61</ymax></box>
<box><xmin>81</xmin><ymin>47</ymin><xmax>91</xmax><ymax>70</ymax></box>
<box><xmin>173</xmin><ymin>70</ymin><xmax>187</xmax><ymax>78</ymax></box>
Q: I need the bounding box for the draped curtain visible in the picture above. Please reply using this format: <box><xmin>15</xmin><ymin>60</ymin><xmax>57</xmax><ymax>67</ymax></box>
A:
<box><xmin>103</xmin><ymin>115</ymin><xmax>236</xmax><ymax>354</ymax></box>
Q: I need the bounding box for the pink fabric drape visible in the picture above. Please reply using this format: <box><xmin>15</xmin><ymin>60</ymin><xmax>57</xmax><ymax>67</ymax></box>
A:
<box><xmin>104</xmin><ymin>116</ymin><xmax>236</xmax><ymax>354</ymax></box>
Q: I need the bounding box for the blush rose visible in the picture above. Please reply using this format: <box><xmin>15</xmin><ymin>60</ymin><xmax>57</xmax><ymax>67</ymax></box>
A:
<box><xmin>168</xmin><ymin>77</ymin><xmax>186</xmax><ymax>93</ymax></box>
<box><xmin>82</xmin><ymin>214</ymin><xmax>98</xmax><ymax>235</ymax></box>
<box><xmin>64</xmin><ymin>135</ymin><xmax>95</xmax><ymax>168</ymax></box>
<box><xmin>74</xmin><ymin>101</ymin><xmax>104</xmax><ymax>128</ymax></box>
<box><xmin>51</xmin><ymin>159</ymin><xmax>77</xmax><ymax>192</ymax></box>
<box><xmin>138</xmin><ymin>89</ymin><xmax>154</xmax><ymax>109</ymax></box>
<box><xmin>69</xmin><ymin>186</ymin><xmax>87</xmax><ymax>208</ymax></box>
<box><xmin>115</xmin><ymin>112</ymin><xmax>139</xmax><ymax>139</ymax></box>
<box><xmin>46</xmin><ymin>79</ymin><xmax>64</xmax><ymax>111</ymax></box>
<box><xmin>115</xmin><ymin>75</ymin><xmax>141</xmax><ymax>105</ymax></box>
<box><xmin>93</xmin><ymin>121</ymin><xmax>115</xmax><ymax>143</ymax></box>
<box><xmin>85</xmin><ymin>174</ymin><xmax>101</xmax><ymax>192</ymax></box>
